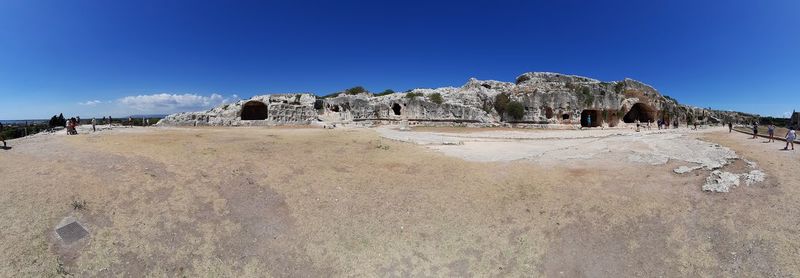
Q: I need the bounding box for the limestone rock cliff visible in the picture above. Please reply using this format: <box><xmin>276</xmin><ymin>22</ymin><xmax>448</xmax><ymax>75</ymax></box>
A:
<box><xmin>158</xmin><ymin>72</ymin><xmax>758</xmax><ymax>127</ymax></box>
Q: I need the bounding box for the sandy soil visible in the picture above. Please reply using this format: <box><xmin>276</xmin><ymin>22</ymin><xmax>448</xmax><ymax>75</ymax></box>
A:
<box><xmin>0</xmin><ymin>126</ymin><xmax>798</xmax><ymax>276</ymax></box>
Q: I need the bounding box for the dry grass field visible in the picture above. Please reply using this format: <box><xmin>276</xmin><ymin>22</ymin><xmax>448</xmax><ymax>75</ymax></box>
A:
<box><xmin>0</xmin><ymin>126</ymin><xmax>798</xmax><ymax>276</ymax></box>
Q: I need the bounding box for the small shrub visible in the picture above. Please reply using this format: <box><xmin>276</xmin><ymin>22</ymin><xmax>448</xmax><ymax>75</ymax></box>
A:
<box><xmin>345</xmin><ymin>86</ymin><xmax>368</xmax><ymax>95</ymax></box>
<box><xmin>507</xmin><ymin>101</ymin><xmax>525</xmax><ymax>120</ymax></box>
<box><xmin>428</xmin><ymin>93</ymin><xmax>443</xmax><ymax>104</ymax></box>
<box><xmin>614</xmin><ymin>82</ymin><xmax>625</xmax><ymax>93</ymax></box>
<box><xmin>405</xmin><ymin>92</ymin><xmax>423</xmax><ymax>99</ymax></box>
<box><xmin>375</xmin><ymin>140</ymin><xmax>390</xmax><ymax>150</ymax></box>
<box><xmin>565</xmin><ymin>82</ymin><xmax>578</xmax><ymax>90</ymax></box>
<box><xmin>71</xmin><ymin>200</ymin><xmax>87</xmax><ymax>210</ymax></box>
<box><xmin>56</xmin><ymin>258</ymin><xmax>70</xmax><ymax>275</ymax></box>
<box><xmin>494</xmin><ymin>93</ymin><xmax>510</xmax><ymax>115</ymax></box>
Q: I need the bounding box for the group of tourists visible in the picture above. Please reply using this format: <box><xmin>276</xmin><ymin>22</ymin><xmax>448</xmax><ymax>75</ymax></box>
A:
<box><xmin>66</xmin><ymin>117</ymin><xmax>80</xmax><ymax>135</ymax></box>
<box><xmin>656</xmin><ymin>119</ymin><xmax>679</xmax><ymax>130</ymax></box>
<box><xmin>746</xmin><ymin>122</ymin><xmax>795</xmax><ymax>150</ymax></box>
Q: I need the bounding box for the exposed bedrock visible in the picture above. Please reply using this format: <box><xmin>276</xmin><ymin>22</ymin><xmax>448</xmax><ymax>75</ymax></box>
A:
<box><xmin>158</xmin><ymin>72</ymin><xmax>759</xmax><ymax>127</ymax></box>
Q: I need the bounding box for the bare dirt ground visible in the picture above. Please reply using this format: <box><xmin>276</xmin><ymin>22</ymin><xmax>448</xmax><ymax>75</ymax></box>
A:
<box><xmin>0</xmin><ymin>126</ymin><xmax>798</xmax><ymax>277</ymax></box>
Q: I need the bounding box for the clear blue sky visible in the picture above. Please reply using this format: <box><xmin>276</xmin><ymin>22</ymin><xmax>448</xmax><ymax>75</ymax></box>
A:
<box><xmin>1</xmin><ymin>0</ymin><xmax>798</xmax><ymax>119</ymax></box>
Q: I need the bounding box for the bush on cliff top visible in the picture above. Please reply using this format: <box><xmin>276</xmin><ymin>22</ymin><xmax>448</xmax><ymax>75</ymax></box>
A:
<box><xmin>428</xmin><ymin>93</ymin><xmax>443</xmax><ymax>104</ymax></box>
<box><xmin>405</xmin><ymin>92</ymin><xmax>423</xmax><ymax>99</ymax></box>
<box><xmin>345</xmin><ymin>86</ymin><xmax>368</xmax><ymax>95</ymax></box>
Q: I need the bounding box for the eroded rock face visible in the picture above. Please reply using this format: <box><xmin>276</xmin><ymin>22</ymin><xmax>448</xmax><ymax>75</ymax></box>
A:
<box><xmin>158</xmin><ymin>72</ymin><xmax>759</xmax><ymax>127</ymax></box>
<box><xmin>159</xmin><ymin>94</ymin><xmax>318</xmax><ymax>126</ymax></box>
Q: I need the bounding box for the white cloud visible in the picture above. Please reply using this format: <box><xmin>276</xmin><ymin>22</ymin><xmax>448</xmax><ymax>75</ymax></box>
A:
<box><xmin>78</xmin><ymin>100</ymin><xmax>102</xmax><ymax>106</ymax></box>
<box><xmin>223</xmin><ymin>94</ymin><xmax>242</xmax><ymax>104</ymax></box>
<box><xmin>117</xmin><ymin>93</ymin><xmax>226</xmax><ymax>113</ymax></box>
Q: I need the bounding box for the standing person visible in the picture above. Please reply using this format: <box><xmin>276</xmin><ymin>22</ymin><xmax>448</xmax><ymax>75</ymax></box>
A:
<box><xmin>128</xmin><ymin>116</ymin><xmax>133</xmax><ymax>127</ymax></box>
<box><xmin>91</xmin><ymin>118</ymin><xmax>96</xmax><ymax>132</ymax></box>
<box><xmin>784</xmin><ymin>127</ymin><xmax>796</xmax><ymax>150</ymax></box>
<box><xmin>67</xmin><ymin>118</ymin><xmax>74</xmax><ymax>135</ymax></box>
<box><xmin>587</xmin><ymin>115</ymin><xmax>591</xmax><ymax>128</ymax></box>
<box><xmin>728</xmin><ymin>122</ymin><xmax>732</xmax><ymax>133</ymax></box>
<box><xmin>767</xmin><ymin>123</ymin><xmax>776</xmax><ymax>142</ymax></box>
<box><xmin>752</xmin><ymin>122</ymin><xmax>759</xmax><ymax>139</ymax></box>
<box><xmin>0</xmin><ymin>122</ymin><xmax>7</xmax><ymax>148</ymax></box>
<box><xmin>145</xmin><ymin>118</ymin><xmax>150</xmax><ymax>126</ymax></box>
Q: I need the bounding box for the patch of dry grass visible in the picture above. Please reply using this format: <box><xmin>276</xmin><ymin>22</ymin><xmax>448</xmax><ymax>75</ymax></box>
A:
<box><xmin>0</xmin><ymin>127</ymin><xmax>797</xmax><ymax>276</ymax></box>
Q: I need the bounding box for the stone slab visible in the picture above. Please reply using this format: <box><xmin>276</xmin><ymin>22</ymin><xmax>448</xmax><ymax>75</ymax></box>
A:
<box><xmin>56</xmin><ymin>221</ymin><xmax>88</xmax><ymax>244</ymax></box>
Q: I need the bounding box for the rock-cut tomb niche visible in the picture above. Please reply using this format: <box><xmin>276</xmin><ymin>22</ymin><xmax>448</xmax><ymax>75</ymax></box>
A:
<box><xmin>241</xmin><ymin>101</ymin><xmax>268</xmax><ymax>120</ymax></box>
<box><xmin>623</xmin><ymin>103</ymin><xmax>656</xmax><ymax>123</ymax></box>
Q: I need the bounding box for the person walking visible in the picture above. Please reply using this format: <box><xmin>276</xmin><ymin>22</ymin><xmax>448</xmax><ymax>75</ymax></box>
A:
<box><xmin>784</xmin><ymin>127</ymin><xmax>796</xmax><ymax>150</ymax></box>
<box><xmin>752</xmin><ymin>122</ymin><xmax>759</xmax><ymax>139</ymax></box>
<box><xmin>91</xmin><ymin>118</ymin><xmax>96</xmax><ymax>132</ymax></box>
<box><xmin>767</xmin><ymin>123</ymin><xmax>776</xmax><ymax>142</ymax></box>
<box><xmin>728</xmin><ymin>122</ymin><xmax>732</xmax><ymax>133</ymax></box>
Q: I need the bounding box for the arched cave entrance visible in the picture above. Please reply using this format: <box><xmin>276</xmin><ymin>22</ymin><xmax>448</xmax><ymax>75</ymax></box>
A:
<box><xmin>623</xmin><ymin>103</ymin><xmax>656</xmax><ymax>123</ymax></box>
<box><xmin>392</xmin><ymin>103</ymin><xmax>402</xmax><ymax>115</ymax></box>
<box><xmin>580</xmin><ymin>110</ymin><xmax>601</xmax><ymax>127</ymax></box>
<box><xmin>544</xmin><ymin>107</ymin><xmax>554</xmax><ymax>119</ymax></box>
<box><xmin>241</xmin><ymin>101</ymin><xmax>268</xmax><ymax>120</ymax></box>
<box><xmin>562</xmin><ymin>114</ymin><xmax>570</xmax><ymax>120</ymax></box>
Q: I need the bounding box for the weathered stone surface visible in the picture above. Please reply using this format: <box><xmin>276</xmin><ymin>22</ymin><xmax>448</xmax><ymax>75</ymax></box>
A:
<box><xmin>158</xmin><ymin>72</ymin><xmax>759</xmax><ymax>127</ymax></box>
<box><xmin>702</xmin><ymin>170</ymin><xmax>741</xmax><ymax>193</ymax></box>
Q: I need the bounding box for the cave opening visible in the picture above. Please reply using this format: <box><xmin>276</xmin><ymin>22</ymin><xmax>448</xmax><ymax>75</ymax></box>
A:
<box><xmin>392</xmin><ymin>103</ymin><xmax>402</xmax><ymax>115</ymax></box>
<box><xmin>580</xmin><ymin>110</ymin><xmax>601</xmax><ymax>127</ymax></box>
<box><xmin>241</xmin><ymin>101</ymin><xmax>268</xmax><ymax>120</ymax></box>
<box><xmin>623</xmin><ymin>103</ymin><xmax>656</xmax><ymax>123</ymax></box>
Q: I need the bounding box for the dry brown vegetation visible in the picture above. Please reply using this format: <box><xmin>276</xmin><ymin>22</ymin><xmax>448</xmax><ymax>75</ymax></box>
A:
<box><xmin>0</xmin><ymin>127</ymin><xmax>798</xmax><ymax>276</ymax></box>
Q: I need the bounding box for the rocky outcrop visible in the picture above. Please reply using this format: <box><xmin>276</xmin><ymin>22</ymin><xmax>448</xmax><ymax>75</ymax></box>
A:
<box><xmin>158</xmin><ymin>72</ymin><xmax>759</xmax><ymax>127</ymax></box>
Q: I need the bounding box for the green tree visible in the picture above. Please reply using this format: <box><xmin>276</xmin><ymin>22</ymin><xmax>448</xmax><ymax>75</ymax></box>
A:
<box><xmin>494</xmin><ymin>93</ymin><xmax>510</xmax><ymax>115</ymax></box>
<box><xmin>57</xmin><ymin>113</ymin><xmax>66</xmax><ymax>127</ymax></box>
<box><xmin>428</xmin><ymin>93</ymin><xmax>443</xmax><ymax>104</ymax></box>
<box><xmin>49</xmin><ymin>115</ymin><xmax>58</xmax><ymax>127</ymax></box>
<box><xmin>507</xmin><ymin>101</ymin><xmax>525</xmax><ymax>121</ymax></box>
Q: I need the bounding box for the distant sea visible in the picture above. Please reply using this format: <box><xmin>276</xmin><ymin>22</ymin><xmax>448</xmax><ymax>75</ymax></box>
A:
<box><xmin>0</xmin><ymin>119</ymin><xmax>47</xmax><ymax>125</ymax></box>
